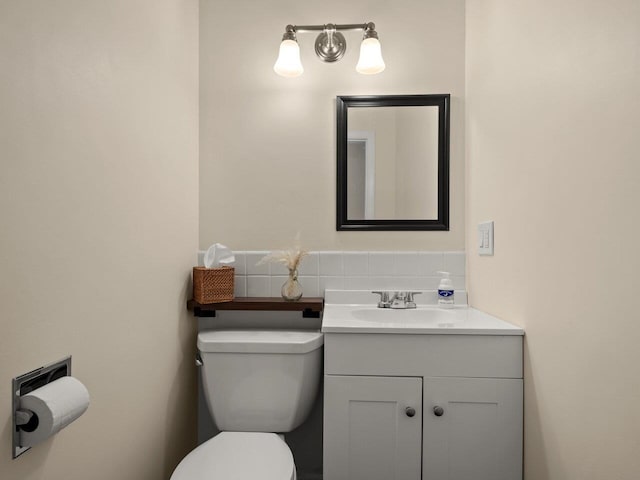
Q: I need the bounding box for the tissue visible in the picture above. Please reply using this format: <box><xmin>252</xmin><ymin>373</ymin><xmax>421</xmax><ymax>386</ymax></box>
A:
<box><xmin>19</xmin><ymin>376</ymin><xmax>90</xmax><ymax>447</ymax></box>
<box><xmin>204</xmin><ymin>243</ymin><xmax>235</xmax><ymax>268</ymax></box>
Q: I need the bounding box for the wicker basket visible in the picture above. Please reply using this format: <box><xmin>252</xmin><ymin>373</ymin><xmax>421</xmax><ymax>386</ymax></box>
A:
<box><xmin>193</xmin><ymin>266</ymin><xmax>234</xmax><ymax>304</ymax></box>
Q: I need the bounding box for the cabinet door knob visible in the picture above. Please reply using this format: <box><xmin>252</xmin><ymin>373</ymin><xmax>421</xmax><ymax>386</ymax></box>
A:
<box><xmin>405</xmin><ymin>407</ymin><xmax>416</xmax><ymax>417</ymax></box>
<box><xmin>433</xmin><ymin>406</ymin><xmax>444</xmax><ymax>417</ymax></box>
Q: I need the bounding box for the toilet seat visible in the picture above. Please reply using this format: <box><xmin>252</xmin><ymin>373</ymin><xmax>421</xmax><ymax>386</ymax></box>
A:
<box><xmin>170</xmin><ymin>431</ymin><xmax>295</xmax><ymax>480</ymax></box>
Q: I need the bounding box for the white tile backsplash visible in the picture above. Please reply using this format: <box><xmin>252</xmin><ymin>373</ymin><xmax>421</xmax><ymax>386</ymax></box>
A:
<box><xmin>319</xmin><ymin>276</ymin><xmax>345</xmax><ymax>292</ymax></box>
<box><xmin>297</xmin><ymin>253</ymin><xmax>319</xmax><ymax>276</ymax></box>
<box><xmin>233</xmin><ymin>252</ymin><xmax>247</xmax><ymax>275</ymax></box>
<box><xmin>369</xmin><ymin>252</ymin><xmax>396</xmax><ymax>276</ymax></box>
<box><xmin>451</xmin><ymin>275</ymin><xmax>466</xmax><ymax>290</ymax></box>
<box><xmin>343</xmin><ymin>252</ymin><xmax>369</xmax><ymax>276</ymax></box>
<box><xmin>389</xmin><ymin>276</ymin><xmax>423</xmax><ymax>289</ymax></box>
<box><xmin>246</xmin><ymin>275</ymin><xmax>270</xmax><ymax>296</ymax></box>
<box><xmin>319</xmin><ymin>252</ymin><xmax>344</xmax><ymax>276</ymax></box>
<box><xmin>394</xmin><ymin>252</ymin><xmax>421</xmax><ymax>276</ymax></box>
<box><xmin>368</xmin><ymin>276</ymin><xmax>393</xmax><ymax>289</ymax></box>
<box><xmin>269</xmin><ymin>276</ymin><xmax>288</xmax><ymax>297</ymax></box>
<box><xmin>419</xmin><ymin>252</ymin><xmax>445</xmax><ymax>275</ymax></box>
<box><xmin>344</xmin><ymin>276</ymin><xmax>371</xmax><ymax>290</ymax></box>
<box><xmin>421</xmin><ymin>276</ymin><xmax>442</xmax><ymax>289</ymax></box>
<box><xmin>197</xmin><ymin>249</ymin><xmax>465</xmax><ymax>297</ymax></box>
<box><xmin>444</xmin><ymin>251</ymin><xmax>466</xmax><ymax>276</ymax></box>
<box><xmin>269</xmin><ymin>261</ymin><xmax>289</xmax><ymax>276</ymax></box>
<box><xmin>234</xmin><ymin>275</ymin><xmax>246</xmax><ymax>297</ymax></box>
<box><xmin>298</xmin><ymin>276</ymin><xmax>319</xmax><ymax>297</ymax></box>
<box><xmin>245</xmin><ymin>252</ymin><xmax>270</xmax><ymax>275</ymax></box>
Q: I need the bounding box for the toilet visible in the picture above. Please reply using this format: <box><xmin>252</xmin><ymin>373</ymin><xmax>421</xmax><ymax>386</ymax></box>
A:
<box><xmin>171</xmin><ymin>329</ymin><xmax>324</xmax><ymax>480</ymax></box>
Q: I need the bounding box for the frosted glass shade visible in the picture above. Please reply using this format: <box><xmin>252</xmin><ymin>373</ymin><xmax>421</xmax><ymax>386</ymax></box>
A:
<box><xmin>356</xmin><ymin>37</ymin><xmax>385</xmax><ymax>74</ymax></box>
<box><xmin>274</xmin><ymin>39</ymin><xmax>304</xmax><ymax>77</ymax></box>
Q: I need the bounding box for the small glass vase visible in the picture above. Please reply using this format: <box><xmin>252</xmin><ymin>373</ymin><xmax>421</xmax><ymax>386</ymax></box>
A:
<box><xmin>281</xmin><ymin>269</ymin><xmax>303</xmax><ymax>301</ymax></box>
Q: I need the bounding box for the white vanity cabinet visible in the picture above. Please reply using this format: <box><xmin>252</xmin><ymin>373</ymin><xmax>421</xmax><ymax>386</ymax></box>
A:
<box><xmin>421</xmin><ymin>376</ymin><xmax>523</xmax><ymax>480</ymax></box>
<box><xmin>324</xmin><ymin>375</ymin><xmax>423</xmax><ymax>480</ymax></box>
<box><xmin>323</xmin><ymin>332</ymin><xmax>523</xmax><ymax>480</ymax></box>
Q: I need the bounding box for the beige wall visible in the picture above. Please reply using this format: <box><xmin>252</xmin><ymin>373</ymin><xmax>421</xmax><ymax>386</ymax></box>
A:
<box><xmin>200</xmin><ymin>0</ymin><xmax>465</xmax><ymax>251</ymax></box>
<box><xmin>466</xmin><ymin>1</ymin><xmax>640</xmax><ymax>479</ymax></box>
<box><xmin>0</xmin><ymin>1</ymin><xmax>199</xmax><ymax>479</ymax></box>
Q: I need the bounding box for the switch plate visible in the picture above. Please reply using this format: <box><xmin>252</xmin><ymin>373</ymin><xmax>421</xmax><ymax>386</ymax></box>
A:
<box><xmin>478</xmin><ymin>221</ymin><xmax>494</xmax><ymax>256</ymax></box>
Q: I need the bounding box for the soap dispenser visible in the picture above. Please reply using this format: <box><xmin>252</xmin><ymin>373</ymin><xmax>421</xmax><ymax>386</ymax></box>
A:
<box><xmin>437</xmin><ymin>271</ymin><xmax>454</xmax><ymax>308</ymax></box>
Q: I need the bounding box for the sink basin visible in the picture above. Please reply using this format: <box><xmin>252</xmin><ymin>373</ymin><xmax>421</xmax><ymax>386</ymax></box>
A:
<box><xmin>351</xmin><ymin>307</ymin><xmax>456</xmax><ymax>324</ymax></box>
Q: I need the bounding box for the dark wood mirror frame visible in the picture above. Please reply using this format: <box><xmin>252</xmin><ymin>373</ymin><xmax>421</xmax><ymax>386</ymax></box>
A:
<box><xmin>336</xmin><ymin>94</ymin><xmax>450</xmax><ymax>231</ymax></box>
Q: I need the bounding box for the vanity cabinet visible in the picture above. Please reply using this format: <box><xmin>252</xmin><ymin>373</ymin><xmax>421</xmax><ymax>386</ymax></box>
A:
<box><xmin>422</xmin><ymin>377</ymin><xmax>522</xmax><ymax>480</ymax></box>
<box><xmin>323</xmin><ymin>333</ymin><xmax>523</xmax><ymax>480</ymax></box>
<box><xmin>324</xmin><ymin>375</ymin><xmax>422</xmax><ymax>480</ymax></box>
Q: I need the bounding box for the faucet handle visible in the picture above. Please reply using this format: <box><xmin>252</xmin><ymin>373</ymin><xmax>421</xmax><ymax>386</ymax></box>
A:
<box><xmin>406</xmin><ymin>291</ymin><xmax>422</xmax><ymax>302</ymax></box>
<box><xmin>372</xmin><ymin>291</ymin><xmax>390</xmax><ymax>308</ymax></box>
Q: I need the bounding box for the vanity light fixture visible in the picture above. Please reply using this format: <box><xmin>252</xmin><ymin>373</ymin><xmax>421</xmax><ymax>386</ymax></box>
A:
<box><xmin>274</xmin><ymin>22</ymin><xmax>385</xmax><ymax>77</ymax></box>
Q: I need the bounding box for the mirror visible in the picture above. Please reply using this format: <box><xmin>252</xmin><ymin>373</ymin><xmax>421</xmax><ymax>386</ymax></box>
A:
<box><xmin>336</xmin><ymin>94</ymin><xmax>450</xmax><ymax>231</ymax></box>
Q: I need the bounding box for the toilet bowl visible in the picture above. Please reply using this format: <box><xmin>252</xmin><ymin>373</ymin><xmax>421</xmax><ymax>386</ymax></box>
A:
<box><xmin>170</xmin><ymin>432</ymin><xmax>295</xmax><ymax>480</ymax></box>
<box><xmin>170</xmin><ymin>329</ymin><xmax>323</xmax><ymax>480</ymax></box>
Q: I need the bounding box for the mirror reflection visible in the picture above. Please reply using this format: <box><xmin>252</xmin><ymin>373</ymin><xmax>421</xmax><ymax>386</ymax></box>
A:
<box><xmin>347</xmin><ymin>106</ymin><xmax>439</xmax><ymax>220</ymax></box>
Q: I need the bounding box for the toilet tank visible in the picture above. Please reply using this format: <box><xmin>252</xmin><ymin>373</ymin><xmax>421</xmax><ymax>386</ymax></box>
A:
<box><xmin>198</xmin><ymin>329</ymin><xmax>324</xmax><ymax>433</ymax></box>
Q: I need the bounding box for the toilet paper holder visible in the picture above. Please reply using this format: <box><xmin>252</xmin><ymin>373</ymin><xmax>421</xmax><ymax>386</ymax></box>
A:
<box><xmin>12</xmin><ymin>356</ymin><xmax>72</xmax><ymax>459</ymax></box>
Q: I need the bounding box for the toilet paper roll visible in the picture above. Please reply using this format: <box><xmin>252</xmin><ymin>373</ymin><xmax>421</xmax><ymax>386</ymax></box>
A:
<box><xmin>19</xmin><ymin>376</ymin><xmax>90</xmax><ymax>447</ymax></box>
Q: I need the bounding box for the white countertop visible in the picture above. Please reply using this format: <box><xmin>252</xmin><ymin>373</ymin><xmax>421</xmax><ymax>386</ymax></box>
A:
<box><xmin>321</xmin><ymin>290</ymin><xmax>524</xmax><ymax>335</ymax></box>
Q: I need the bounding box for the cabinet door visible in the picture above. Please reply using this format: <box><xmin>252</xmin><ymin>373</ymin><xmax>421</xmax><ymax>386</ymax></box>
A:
<box><xmin>423</xmin><ymin>377</ymin><xmax>523</xmax><ymax>480</ymax></box>
<box><xmin>324</xmin><ymin>375</ymin><xmax>422</xmax><ymax>480</ymax></box>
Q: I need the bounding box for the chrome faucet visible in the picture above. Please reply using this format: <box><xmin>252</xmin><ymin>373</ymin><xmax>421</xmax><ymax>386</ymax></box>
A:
<box><xmin>373</xmin><ymin>291</ymin><xmax>422</xmax><ymax>309</ymax></box>
<box><xmin>372</xmin><ymin>291</ymin><xmax>392</xmax><ymax>308</ymax></box>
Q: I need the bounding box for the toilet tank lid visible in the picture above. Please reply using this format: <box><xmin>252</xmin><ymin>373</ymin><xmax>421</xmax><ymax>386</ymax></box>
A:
<box><xmin>198</xmin><ymin>329</ymin><xmax>324</xmax><ymax>354</ymax></box>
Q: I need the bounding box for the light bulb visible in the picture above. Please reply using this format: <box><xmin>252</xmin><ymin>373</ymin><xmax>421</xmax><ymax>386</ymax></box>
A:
<box><xmin>274</xmin><ymin>39</ymin><xmax>304</xmax><ymax>77</ymax></box>
<box><xmin>356</xmin><ymin>37</ymin><xmax>385</xmax><ymax>75</ymax></box>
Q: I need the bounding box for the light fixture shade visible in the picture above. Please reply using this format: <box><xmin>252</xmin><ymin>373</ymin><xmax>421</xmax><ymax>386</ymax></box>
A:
<box><xmin>356</xmin><ymin>37</ymin><xmax>385</xmax><ymax>74</ymax></box>
<box><xmin>274</xmin><ymin>39</ymin><xmax>304</xmax><ymax>77</ymax></box>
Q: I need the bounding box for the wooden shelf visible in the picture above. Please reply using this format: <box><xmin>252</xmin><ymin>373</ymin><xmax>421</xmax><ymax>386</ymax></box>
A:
<box><xmin>187</xmin><ymin>297</ymin><xmax>324</xmax><ymax>318</ymax></box>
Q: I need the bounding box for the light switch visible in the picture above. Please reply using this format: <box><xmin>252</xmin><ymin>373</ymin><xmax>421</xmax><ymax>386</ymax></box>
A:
<box><xmin>478</xmin><ymin>221</ymin><xmax>494</xmax><ymax>255</ymax></box>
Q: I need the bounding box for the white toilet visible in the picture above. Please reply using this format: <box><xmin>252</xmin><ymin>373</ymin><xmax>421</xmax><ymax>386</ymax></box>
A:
<box><xmin>171</xmin><ymin>329</ymin><xmax>324</xmax><ymax>480</ymax></box>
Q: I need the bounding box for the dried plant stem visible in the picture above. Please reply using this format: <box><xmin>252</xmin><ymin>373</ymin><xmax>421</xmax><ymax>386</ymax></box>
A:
<box><xmin>284</xmin><ymin>269</ymin><xmax>298</xmax><ymax>298</ymax></box>
<box><xmin>257</xmin><ymin>235</ymin><xmax>307</xmax><ymax>301</ymax></box>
